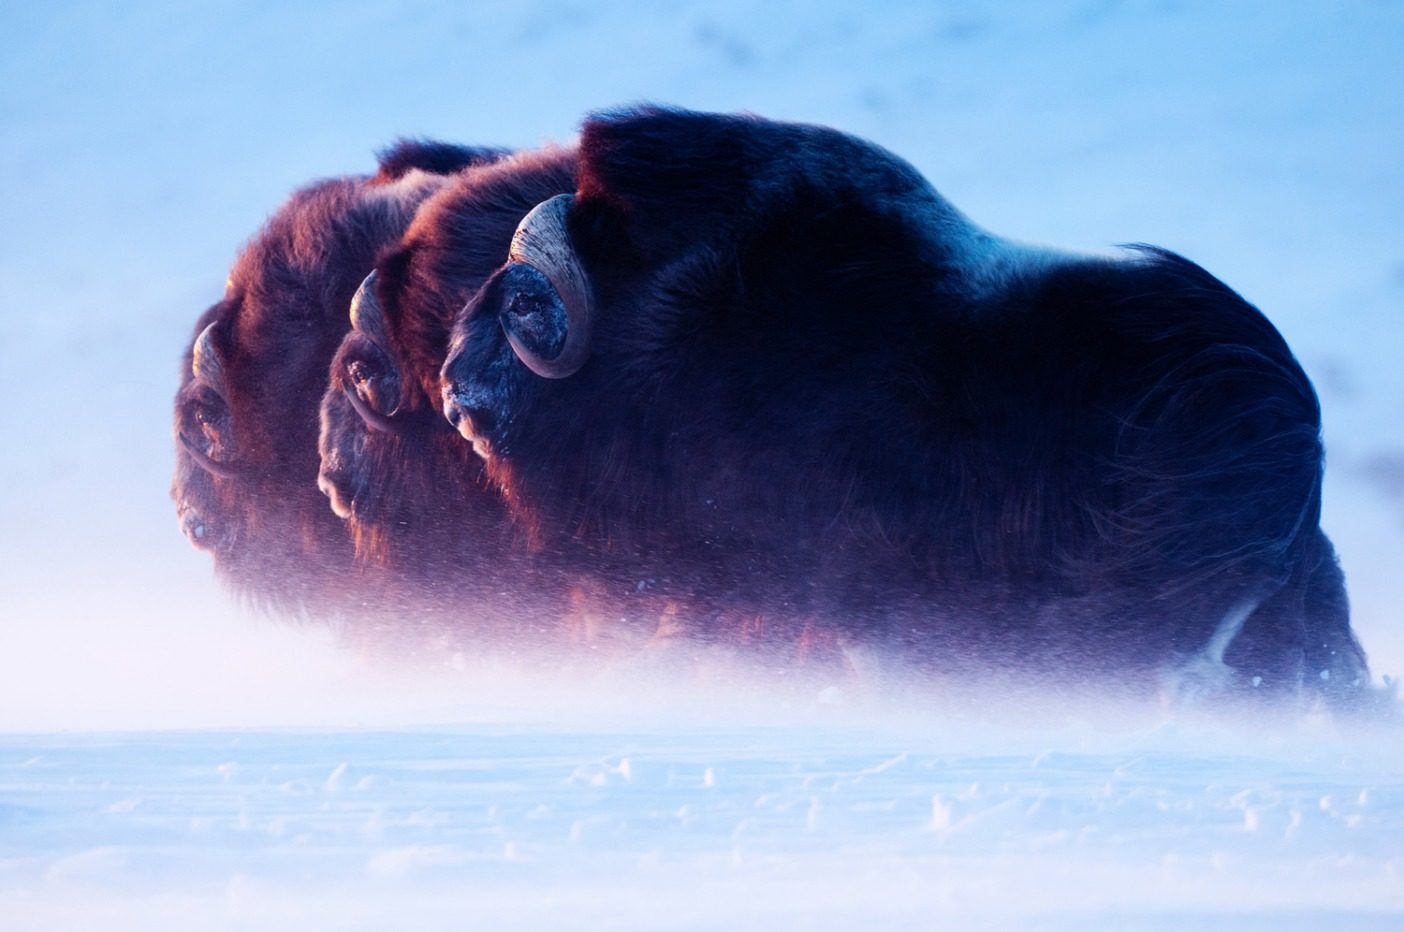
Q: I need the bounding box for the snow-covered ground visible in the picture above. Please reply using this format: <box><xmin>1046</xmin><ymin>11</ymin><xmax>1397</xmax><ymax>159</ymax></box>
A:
<box><xmin>2</xmin><ymin>1</ymin><xmax>1402</xmax><ymax>927</ymax></box>
<box><xmin>4</xmin><ymin>719</ymin><xmax>1403</xmax><ymax>930</ymax></box>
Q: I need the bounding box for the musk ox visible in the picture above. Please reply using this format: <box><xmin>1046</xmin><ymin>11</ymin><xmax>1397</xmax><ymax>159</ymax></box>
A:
<box><xmin>437</xmin><ymin>107</ymin><xmax>1374</xmax><ymax>712</ymax></box>
<box><xmin>319</xmin><ymin>148</ymin><xmax>695</xmax><ymax>657</ymax></box>
<box><xmin>315</xmin><ymin>147</ymin><xmax>606</xmax><ymax>641</ymax></box>
<box><xmin>172</xmin><ymin>140</ymin><xmax>503</xmax><ymax>616</ymax></box>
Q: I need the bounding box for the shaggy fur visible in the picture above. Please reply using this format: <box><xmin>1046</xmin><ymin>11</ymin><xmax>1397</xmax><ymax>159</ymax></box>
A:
<box><xmin>315</xmin><ymin>148</ymin><xmax>616</xmax><ymax>641</ymax></box>
<box><xmin>440</xmin><ymin>107</ymin><xmax>1372</xmax><ymax>711</ymax></box>
<box><xmin>172</xmin><ymin>140</ymin><xmax>503</xmax><ymax>617</ymax></box>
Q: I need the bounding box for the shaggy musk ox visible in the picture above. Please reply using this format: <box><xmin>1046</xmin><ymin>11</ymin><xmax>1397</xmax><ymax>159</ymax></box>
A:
<box><xmin>316</xmin><ymin>148</ymin><xmax>610</xmax><ymax>640</ymax></box>
<box><xmin>322</xmin><ymin>145</ymin><xmax>781</xmax><ymax>659</ymax></box>
<box><xmin>438</xmin><ymin>107</ymin><xmax>1375</xmax><ymax>712</ymax></box>
<box><xmin>172</xmin><ymin>140</ymin><xmax>503</xmax><ymax>615</ymax></box>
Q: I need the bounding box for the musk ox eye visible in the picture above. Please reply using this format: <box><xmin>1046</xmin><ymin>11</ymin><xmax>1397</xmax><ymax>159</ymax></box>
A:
<box><xmin>340</xmin><ymin>346</ymin><xmax>402</xmax><ymax>432</ymax></box>
<box><xmin>498</xmin><ymin>194</ymin><xmax>593</xmax><ymax>379</ymax></box>
<box><xmin>349</xmin><ymin>354</ymin><xmax>398</xmax><ymax>413</ymax></box>
<box><xmin>498</xmin><ymin>263</ymin><xmax>569</xmax><ymax>369</ymax></box>
<box><xmin>186</xmin><ymin>396</ymin><xmax>230</xmax><ymax>446</ymax></box>
<box><xmin>178</xmin><ymin>396</ymin><xmax>240</xmax><ymax>478</ymax></box>
<box><xmin>506</xmin><ymin>290</ymin><xmax>549</xmax><ymax>321</ymax></box>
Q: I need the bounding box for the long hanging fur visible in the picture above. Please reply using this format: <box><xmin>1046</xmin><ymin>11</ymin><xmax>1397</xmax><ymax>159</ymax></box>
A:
<box><xmin>434</xmin><ymin>107</ymin><xmax>1372</xmax><ymax>713</ymax></box>
<box><xmin>172</xmin><ymin>141</ymin><xmax>504</xmax><ymax>618</ymax></box>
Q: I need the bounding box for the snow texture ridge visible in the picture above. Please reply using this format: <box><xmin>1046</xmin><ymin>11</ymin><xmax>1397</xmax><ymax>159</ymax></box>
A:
<box><xmin>3</xmin><ymin>724</ymin><xmax>1402</xmax><ymax>930</ymax></box>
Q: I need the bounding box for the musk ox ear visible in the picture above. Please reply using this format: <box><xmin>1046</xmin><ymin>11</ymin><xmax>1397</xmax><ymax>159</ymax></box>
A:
<box><xmin>373</xmin><ymin>139</ymin><xmax>510</xmax><ymax>182</ymax></box>
<box><xmin>341</xmin><ymin>271</ymin><xmax>403</xmax><ymax>431</ymax></box>
<box><xmin>498</xmin><ymin>194</ymin><xmax>593</xmax><ymax>379</ymax></box>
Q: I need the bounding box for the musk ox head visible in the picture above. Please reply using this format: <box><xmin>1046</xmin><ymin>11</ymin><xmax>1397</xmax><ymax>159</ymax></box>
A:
<box><xmin>172</xmin><ymin>140</ymin><xmax>505</xmax><ymax>614</ymax></box>
<box><xmin>437</xmin><ymin>107</ymin><xmax>1371</xmax><ymax>710</ymax></box>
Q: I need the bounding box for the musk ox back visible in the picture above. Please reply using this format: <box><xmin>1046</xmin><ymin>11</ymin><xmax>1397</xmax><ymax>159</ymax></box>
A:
<box><xmin>439</xmin><ymin>107</ymin><xmax>1372</xmax><ymax>713</ymax></box>
<box><xmin>172</xmin><ymin>141</ymin><xmax>503</xmax><ymax>616</ymax></box>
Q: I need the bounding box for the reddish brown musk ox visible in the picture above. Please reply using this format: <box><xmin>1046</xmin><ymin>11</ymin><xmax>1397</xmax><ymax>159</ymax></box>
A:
<box><xmin>315</xmin><ymin>148</ymin><xmax>619</xmax><ymax>644</ymax></box>
<box><xmin>319</xmin><ymin>148</ymin><xmax>685</xmax><ymax>657</ymax></box>
<box><xmin>172</xmin><ymin>140</ymin><xmax>504</xmax><ymax>617</ymax></box>
<box><xmin>438</xmin><ymin>107</ymin><xmax>1376</xmax><ymax>714</ymax></box>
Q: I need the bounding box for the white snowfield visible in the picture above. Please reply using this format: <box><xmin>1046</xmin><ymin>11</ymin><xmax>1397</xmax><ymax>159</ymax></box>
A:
<box><xmin>2</xmin><ymin>717</ymin><xmax>1402</xmax><ymax>930</ymax></box>
<box><xmin>3</xmin><ymin>0</ymin><xmax>1403</xmax><ymax>928</ymax></box>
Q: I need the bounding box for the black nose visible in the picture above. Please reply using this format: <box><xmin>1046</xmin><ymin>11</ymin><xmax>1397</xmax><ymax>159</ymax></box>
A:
<box><xmin>317</xmin><ymin>469</ymin><xmax>355</xmax><ymax>519</ymax></box>
<box><xmin>442</xmin><ymin>384</ymin><xmax>497</xmax><ymax>440</ymax></box>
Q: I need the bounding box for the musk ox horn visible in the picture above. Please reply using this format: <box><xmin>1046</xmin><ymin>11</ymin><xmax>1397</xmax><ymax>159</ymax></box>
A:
<box><xmin>345</xmin><ymin>271</ymin><xmax>404</xmax><ymax>430</ymax></box>
<box><xmin>184</xmin><ymin>322</ymin><xmax>242</xmax><ymax>477</ymax></box>
<box><xmin>349</xmin><ymin>271</ymin><xmax>394</xmax><ymax>356</ymax></box>
<box><xmin>503</xmin><ymin>194</ymin><xmax>593</xmax><ymax>379</ymax></box>
<box><xmin>191</xmin><ymin>321</ymin><xmax>228</xmax><ymax>400</ymax></box>
<box><xmin>342</xmin><ymin>380</ymin><xmax>401</xmax><ymax>434</ymax></box>
<box><xmin>179</xmin><ymin>431</ymin><xmax>240</xmax><ymax>479</ymax></box>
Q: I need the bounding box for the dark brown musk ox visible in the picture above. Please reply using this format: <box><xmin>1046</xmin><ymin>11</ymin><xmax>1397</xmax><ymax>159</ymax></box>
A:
<box><xmin>437</xmin><ymin>106</ymin><xmax>1382</xmax><ymax>715</ymax></box>
<box><xmin>172</xmin><ymin>140</ymin><xmax>506</xmax><ymax>618</ymax></box>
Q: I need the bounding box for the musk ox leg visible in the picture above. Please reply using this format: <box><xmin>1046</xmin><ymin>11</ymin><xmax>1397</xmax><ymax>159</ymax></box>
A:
<box><xmin>1164</xmin><ymin>592</ymin><xmax>1266</xmax><ymax>709</ymax></box>
<box><xmin>620</xmin><ymin>600</ymin><xmax>715</xmax><ymax>670</ymax></box>
<box><xmin>1226</xmin><ymin>530</ymin><xmax>1387</xmax><ymax>719</ymax></box>
<box><xmin>1295</xmin><ymin>532</ymin><xmax>1381</xmax><ymax>717</ymax></box>
<box><xmin>1221</xmin><ymin>581</ymin><xmax>1307</xmax><ymax>709</ymax></box>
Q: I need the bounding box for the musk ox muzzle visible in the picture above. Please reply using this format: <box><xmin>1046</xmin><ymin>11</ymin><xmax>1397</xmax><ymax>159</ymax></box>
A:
<box><xmin>439</xmin><ymin>193</ymin><xmax>597</xmax><ymax>455</ymax></box>
<box><xmin>440</xmin><ymin>368</ymin><xmax>504</xmax><ymax>459</ymax></box>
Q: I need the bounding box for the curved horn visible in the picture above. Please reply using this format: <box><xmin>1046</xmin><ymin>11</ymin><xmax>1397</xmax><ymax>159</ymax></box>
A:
<box><xmin>346</xmin><ymin>271</ymin><xmax>406</xmax><ymax>428</ymax></box>
<box><xmin>343</xmin><ymin>381</ymin><xmax>401</xmax><ymax>435</ymax></box>
<box><xmin>504</xmin><ymin>194</ymin><xmax>593</xmax><ymax>379</ymax></box>
<box><xmin>349</xmin><ymin>271</ymin><xmax>394</xmax><ymax>355</ymax></box>
<box><xmin>186</xmin><ymin>322</ymin><xmax>240</xmax><ymax>477</ymax></box>
<box><xmin>191</xmin><ymin>321</ymin><xmax>228</xmax><ymax>399</ymax></box>
<box><xmin>179</xmin><ymin>431</ymin><xmax>241</xmax><ymax>479</ymax></box>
